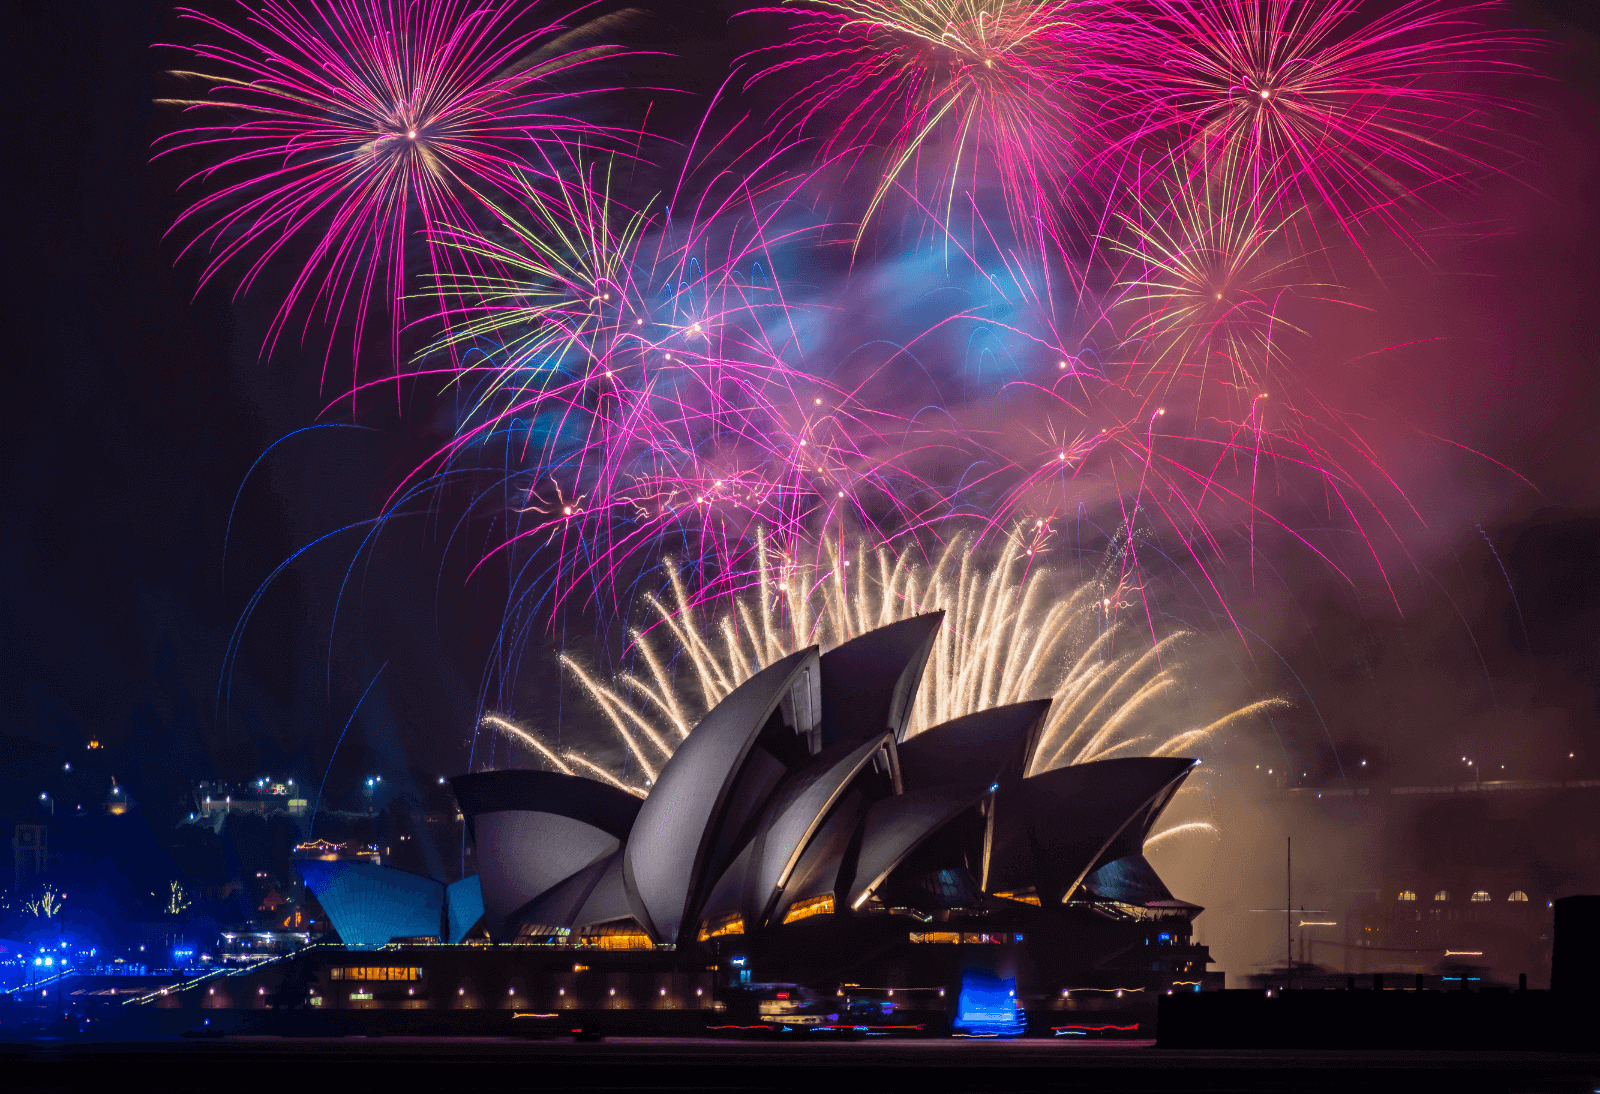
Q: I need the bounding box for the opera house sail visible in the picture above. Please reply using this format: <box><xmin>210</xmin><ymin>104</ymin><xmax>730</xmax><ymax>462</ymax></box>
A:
<box><xmin>299</xmin><ymin>611</ymin><xmax>1219</xmax><ymax>1004</ymax></box>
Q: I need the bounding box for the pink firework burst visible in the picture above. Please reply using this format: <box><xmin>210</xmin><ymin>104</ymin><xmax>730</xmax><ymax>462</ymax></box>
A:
<box><xmin>742</xmin><ymin>0</ymin><xmax>1102</xmax><ymax>253</ymax></box>
<box><xmin>155</xmin><ymin>0</ymin><xmax>638</xmax><ymax>385</ymax></box>
<box><xmin>366</xmin><ymin>153</ymin><xmax>948</xmax><ymax>617</ymax></box>
<box><xmin>1103</xmin><ymin>155</ymin><xmax>1328</xmax><ymax>413</ymax></box>
<box><xmin>1095</xmin><ymin>0</ymin><xmax>1536</xmax><ymax>249</ymax></box>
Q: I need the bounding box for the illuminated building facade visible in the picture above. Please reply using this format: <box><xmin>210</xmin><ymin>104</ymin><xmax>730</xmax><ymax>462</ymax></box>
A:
<box><xmin>278</xmin><ymin>613</ymin><xmax>1219</xmax><ymax>1020</ymax></box>
<box><xmin>1282</xmin><ymin>779</ymin><xmax>1600</xmax><ymax>986</ymax></box>
<box><xmin>194</xmin><ymin>779</ymin><xmax>309</xmax><ymax>825</ymax></box>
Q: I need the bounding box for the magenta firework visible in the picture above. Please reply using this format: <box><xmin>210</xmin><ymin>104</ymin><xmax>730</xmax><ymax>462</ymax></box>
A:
<box><xmin>1092</xmin><ymin>0</ymin><xmax>1534</xmax><ymax>249</ymax></box>
<box><xmin>155</xmin><ymin>0</ymin><xmax>634</xmax><ymax>382</ymax></box>
<box><xmin>739</xmin><ymin>0</ymin><xmax>1097</xmax><ymax>253</ymax></box>
<box><xmin>385</xmin><ymin>158</ymin><xmax>950</xmax><ymax>614</ymax></box>
<box><xmin>167</xmin><ymin>0</ymin><xmax>1543</xmax><ymax>687</ymax></box>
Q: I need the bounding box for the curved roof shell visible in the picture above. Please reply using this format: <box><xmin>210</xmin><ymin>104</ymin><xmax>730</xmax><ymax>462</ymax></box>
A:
<box><xmin>846</xmin><ymin>784</ymin><xmax>989</xmax><ymax>910</ymax></box>
<box><xmin>445</xmin><ymin>874</ymin><xmax>483</xmax><ymax>943</ymax></box>
<box><xmin>445</xmin><ymin>614</ymin><xmax>1204</xmax><ymax>954</ymax></box>
<box><xmin>987</xmin><ymin>757</ymin><xmax>1197</xmax><ymax>904</ymax></box>
<box><xmin>768</xmin><ymin>786</ymin><xmax>872</xmax><ymax>925</ymax></box>
<box><xmin>451</xmin><ymin>770</ymin><xmax>642</xmax><ymax>939</ymax></box>
<box><xmin>510</xmin><ymin>849</ymin><xmax>636</xmax><ymax>934</ymax></box>
<box><xmin>698</xmin><ymin>731</ymin><xmax>890</xmax><ymax>931</ymax></box>
<box><xmin>897</xmin><ymin>699</ymin><xmax>1052</xmax><ymax>791</ymax></box>
<box><xmin>450</xmin><ymin>770</ymin><xmax>642</xmax><ymax>839</ymax></box>
<box><xmin>298</xmin><ymin>861</ymin><xmax>443</xmax><ymax>946</ymax></box>
<box><xmin>623</xmin><ymin>647</ymin><xmax>821</xmax><ymax>945</ymax></box>
<box><xmin>818</xmin><ymin>612</ymin><xmax>942</xmax><ymax>747</ymax></box>
<box><xmin>1082</xmin><ymin>853</ymin><xmax>1197</xmax><ymax>909</ymax></box>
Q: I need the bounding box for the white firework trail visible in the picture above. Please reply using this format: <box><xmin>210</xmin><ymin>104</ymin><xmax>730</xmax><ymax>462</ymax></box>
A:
<box><xmin>489</xmin><ymin>530</ymin><xmax>1288</xmax><ymax>818</ymax></box>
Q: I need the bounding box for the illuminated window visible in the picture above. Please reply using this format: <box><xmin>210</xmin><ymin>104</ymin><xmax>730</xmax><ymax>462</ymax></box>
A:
<box><xmin>780</xmin><ymin>894</ymin><xmax>835</xmax><ymax>924</ymax></box>
<box><xmin>994</xmin><ymin>889</ymin><xmax>1043</xmax><ymax>907</ymax></box>
<box><xmin>696</xmin><ymin>911</ymin><xmax>745</xmax><ymax>942</ymax></box>
<box><xmin>330</xmin><ymin>967</ymin><xmax>421</xmax><ymax>981</ymax></box>
<box><xmin>514</xmin><ymin>923</ymin><xmax>571</xmax><ymax>942</ymax></box>
<box><xmin>1433</xmin><ymin>891</ymin><xmax>1450</xmax><ymax>902</ymax></box>
<box><xmin>909</xmin><ymin>931</ymin><xmax>961</xmax><ymax>944</ymax></box>
<box><xmin>1508</xmin><ymin>891</ymin><xmax>1529</xmax><ymax>902</ymax></box>
<box><xmin>1397</xmin><ymin>891</ymin><xmax>1417</xmax><ymax>901</ymax></box>
<box><xmin>1471</xmin><ymin>891</ymin><xmax>1490</xmax><ymax>902</ymax></box>
<box><xmin>580</xmin><ymin>920</ymin><xmax>655</xmax><ymax>950</ymax></box>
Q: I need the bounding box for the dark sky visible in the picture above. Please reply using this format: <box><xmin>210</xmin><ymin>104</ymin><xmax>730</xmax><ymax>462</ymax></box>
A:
<box><xmin>5</xmin><ymin>0</ymin><xmax>1599</xmax><ymax>826</ymax></box>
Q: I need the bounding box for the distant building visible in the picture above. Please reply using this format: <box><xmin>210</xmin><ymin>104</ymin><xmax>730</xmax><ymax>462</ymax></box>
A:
<box><xmin>1283</xmin><ymin>779</ymin><xmax>1599</xmax><ymax>986</ymax></box>
<box><xmin>1355</xmin><ymin>879</ymin><xmax>1550</xmax><ymax>981</ymax></box>
<box><xmin>11</xmin><ymin>824</ymin><xmax>46</xmax><ymax>890</ymax></box>
<box><xmin>292</xmin><ymin>840</ymin><xmax>379</xmax><ymax>866</ymax></box>
<box><xmin>218</xmin><ymin>929</ymin><xmax>312</xmax><ymax>965</ymax></box>
<box><xmin>195</xmin><ymin>779</ymin><xmax>308</xmax><ymax>825</ymax></box>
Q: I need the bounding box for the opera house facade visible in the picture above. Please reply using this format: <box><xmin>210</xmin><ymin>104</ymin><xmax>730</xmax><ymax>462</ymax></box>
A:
<box><xmin>283</xmin><ymin>612</ymin><xmax>1221</xmax><ymax>1025</ymax></box>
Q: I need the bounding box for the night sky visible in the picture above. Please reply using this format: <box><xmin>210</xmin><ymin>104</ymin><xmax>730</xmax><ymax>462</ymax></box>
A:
<box><xmin>5</xmin><ymin>0</ymin><xmax>1599</xmax><ymax>841</ymax></box>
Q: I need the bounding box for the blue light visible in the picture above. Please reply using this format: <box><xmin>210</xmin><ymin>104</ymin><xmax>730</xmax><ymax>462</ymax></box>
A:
<box><xmin>989</xmin><ymin>783</ymin><xmax>999</xmax><ymax>792</ymax></box>
<box><xmin>729</xmin><ymin>956</ymin><xmax>746</xmax><ymax>966</ymax></box>
<box><xmin>954</xmin><ymin>969</ymin><xmax>1026</xmax><ymax>1037</ymax></box>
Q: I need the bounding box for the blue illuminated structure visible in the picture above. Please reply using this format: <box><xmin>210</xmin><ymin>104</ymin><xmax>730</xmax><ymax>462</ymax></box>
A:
<box><xmin>446</xmin><ymin>875</ymin><xmax>484</xmax><ymax>944</ymax></box>
<box><xmin>298</xmin><ymin>862</ymin><xmax>446</xmax><ymax>946</ymax></box>
<box><xmin>953</xmin><ymin>969</ymin><xmax>1027</xmax><ymax>1037</ymax></box>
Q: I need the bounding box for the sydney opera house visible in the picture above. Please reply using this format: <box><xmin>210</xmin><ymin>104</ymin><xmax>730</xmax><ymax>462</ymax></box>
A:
<box><xmin>232</xmin><ymin>612</ymin><xmax>1219</xmax><ymax>1025</ymax></box>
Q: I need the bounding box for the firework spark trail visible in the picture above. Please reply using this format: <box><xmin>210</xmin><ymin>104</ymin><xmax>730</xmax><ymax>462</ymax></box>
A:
<box><xmin>393</xmin><ymin>154</ymin><xmax>967</xmax><ymax>619</ymax></box>
<box><xmin>952</xmin><ymin>141</ymin><xmax>1445</xmax><ymax>616</ymax></box>
<box><xmin>178</xmin><ymin>0</ymin><xmax>1547</xmax><ymax>804</ymax></box>
<box><xmin>1106</xmin><ymin>156</ymin><xmax>1317</xmax><ymax>400</ymax></box>
<box><xmin>488</xmin><ymin>528</ymin><xmax>1286</xmax><ymax>807</ymax></box>
<box><xmin>1092</xmin><ymin>0</ymin><xmax>1535</xmax><ymax>252</ymax></box>
<box><xmin>480</xmin><ymin>712</ymin><xmax>574</xmax><ymax>774</ymax></box>
<box><xmin>742</xmin><ymin>0</ymin><xmax>1102</xmax><ymax>256</ymax></box>
<box><xmin>986</xmin><ymin>387</ymin><xmax>1417</xmax><ymax>623</ymax></box>
<box><xmin>155</xmin><ymin>0</ymin><xmax>640</xmax><ymax>381</ymax></box>
<box><xmin>1143</xmin><ymin>820</ymin><xmax>1218</xmax><ymax>849</ymax></box>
